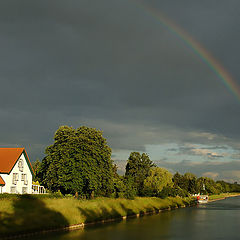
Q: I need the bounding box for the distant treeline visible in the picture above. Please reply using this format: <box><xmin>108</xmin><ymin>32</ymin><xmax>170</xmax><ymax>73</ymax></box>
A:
<box><xmin>34</xmin><ymin>125</ymin><xmax>240</xmax><ymax>199</ymax></box>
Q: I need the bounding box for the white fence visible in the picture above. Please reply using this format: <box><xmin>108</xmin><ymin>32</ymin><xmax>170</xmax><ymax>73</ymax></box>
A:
<box><xmin>32</xmin><ymin>184</ymin><xmax>46</xmax><ymax>194</ymax></box>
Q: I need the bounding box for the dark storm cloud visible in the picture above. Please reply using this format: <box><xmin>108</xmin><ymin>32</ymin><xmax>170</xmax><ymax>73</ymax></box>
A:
<box><xmin>144</xmin><ymin>0</ymin><xmax>240</xmax><ymax>73</ymax></box>
<box><xmin>0</xmin><ymin>0</ymin><xmax>240</xmax><ymax>162</ymax></box>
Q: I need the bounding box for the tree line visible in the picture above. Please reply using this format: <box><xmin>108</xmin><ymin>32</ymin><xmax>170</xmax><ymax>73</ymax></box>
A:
<box><xmin>34</xmin><ymin>125</ymin><xmax>240</xmax><ymax>199</ymax></box>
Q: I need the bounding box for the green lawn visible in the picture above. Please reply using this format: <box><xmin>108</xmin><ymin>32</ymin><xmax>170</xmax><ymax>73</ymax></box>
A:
<box><xmin>0</xmin><ymin>195</ymin><xmax>195</xmax><ymax>237</ymax></box>
<box><xmin>209</xmin><ymin>193</ymin><xmax>240</xmax><ymax>201</ymax></box>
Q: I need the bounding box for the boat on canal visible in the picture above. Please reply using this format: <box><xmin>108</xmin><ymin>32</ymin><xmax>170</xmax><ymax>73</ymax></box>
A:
<box><xmin>197</xmin><ymin>195</ymin><xmax>209</xmax><ymax>204</ymax></box>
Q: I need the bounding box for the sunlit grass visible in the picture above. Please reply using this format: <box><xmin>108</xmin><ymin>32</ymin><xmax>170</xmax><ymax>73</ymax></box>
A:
<box><xmin>46</xmin><ymin>196</ymin><xmax>195</xmax><ymax>224</ymax></box>
<box><xmin>209</xmin><ymin>192</ymin><xmax>240</xmax><ymax>201</ymax></box>
<box><xmin>0</xmin><ymin>196</ymin><xmax>195</xmax><ymax>237</ymax></box>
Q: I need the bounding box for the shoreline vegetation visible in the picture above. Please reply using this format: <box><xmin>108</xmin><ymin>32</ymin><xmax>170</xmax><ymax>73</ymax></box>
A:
<box><xmin>34</xmin><ymin>126</ymin><xmax>240</xmax><ymax>201</ymax></box>
<box><xmin>208</xmin><ymin>192</ymin><xmax>240</xmax><ymax>202</ymax></box>
<box><xmin>0</xmin><ymin>192</ymin><xmax>238</xmax><ymax>239</ymax></box>
<box><xmin>1</xmin><ymin>125</ymin><xmax>240</xmax><ymax>238</ymax></box>
<box><xmin>0</xmin><ymin>196</ymin><xmax>195</xmax><ymax>239</ymax></box>
<box><xmin>1</xmin><ymin>194</ymin><xmax>240</xmax><ymax>239</ymax></box>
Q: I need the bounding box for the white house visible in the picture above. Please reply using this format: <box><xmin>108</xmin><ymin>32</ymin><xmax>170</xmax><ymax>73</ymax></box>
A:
<box><xmin>0</xmin><ymin>148</ymin><xmax>34</xmax><ymax>194</ymax></box>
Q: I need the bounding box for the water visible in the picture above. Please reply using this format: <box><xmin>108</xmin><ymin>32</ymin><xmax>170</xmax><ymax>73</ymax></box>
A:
<box><xmin>35</xmin><ymin>196</ymin><xmax>240</xmax><ymax>240</ymax></box>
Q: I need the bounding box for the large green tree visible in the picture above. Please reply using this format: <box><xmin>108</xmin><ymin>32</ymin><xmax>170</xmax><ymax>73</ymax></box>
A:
<box><xmin>184</xmin><ymin>172</ymin><xmax>199</xmax><ymax>194</ymax></box>
<box><xmin>143</xmin><ymin>167</ymin><xmax>173</xmax><ymax>196</ymax></box>
<box><xmin>37</xmin><ymin>126</ymin><xmax>114</xmax><ymax>197</ymax></box>
<box><xmin>197</xmin><ymin>177</ymin><xmax>220</xmax><ymax>195</ymax></box>
<box><xmin>173</xmin><ymin>172</ymin><xmax>199</xmax><ymax>194</ymax></box>
<box><xmin>173</xmin><ymin>172</ymin><xmax>188</xmax><ymax>191</ymax></box>
<box><xmin>125</xmin><ymin>152</ymin><xmax>155</xmax><ymax>195</ymax></box>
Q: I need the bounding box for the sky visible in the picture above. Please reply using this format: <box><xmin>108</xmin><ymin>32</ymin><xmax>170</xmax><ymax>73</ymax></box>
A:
<box><xmin>1</xmin><ymin>0</ymin><xmax>240</xmax><ymax>182</ymax></box>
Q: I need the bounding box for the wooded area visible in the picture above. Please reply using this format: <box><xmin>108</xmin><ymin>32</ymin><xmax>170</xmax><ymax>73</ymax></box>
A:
<box><xmin>34</xmin><ymin>125</ymin><xmax>240</xmax><ymax>199</ymax></box>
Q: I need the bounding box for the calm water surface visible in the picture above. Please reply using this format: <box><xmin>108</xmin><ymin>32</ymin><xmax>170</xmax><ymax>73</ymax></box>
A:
<box><xmin>35</xmin><ymin>196</ymin><xmax>240</xmax><ymax>240</ymax></box>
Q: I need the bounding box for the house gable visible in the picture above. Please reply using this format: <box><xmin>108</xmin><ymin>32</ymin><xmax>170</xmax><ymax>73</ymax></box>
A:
<box><xmin>0</xmin><ymin>149</ymin><xmax>33</xmax><ymax>194</ymax></box>
<box><xmin>0</xmin><ymin>148</ymin><xmax>34</xmax><ymax>176</ymax></box>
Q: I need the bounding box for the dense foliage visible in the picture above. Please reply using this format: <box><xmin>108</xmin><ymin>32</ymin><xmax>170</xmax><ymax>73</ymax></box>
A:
<box><xmin>125</xmin><ymin>152</ymin><xmax>155</xmax><ymax>195</ymax></box>
<box><xmin>34</xmin><ymin>125</ymin><xmax>240</xmax><ymax>199</ymax></box>
<box><xmin>36</xmin><ymin>126</ymin><xmax>114</xmax><ymax>198</ymax></box>
<box><xmin>143</xmin><ymin>167</ymin><xmax>173</xmax><ymax>196</ymax></box>
<box><xmin>173</xmin><ymin>172</ymin><xmax>199</xmax><ymax>194</ymax></box>
<box><xmin>121</xmin><ymin>155</ymin><xmax>240</xmax><ymax>198</ymax></box>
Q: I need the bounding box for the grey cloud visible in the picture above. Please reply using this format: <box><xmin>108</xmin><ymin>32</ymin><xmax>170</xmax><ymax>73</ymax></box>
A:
<box><xmin>154</xmin><ymin>160</ymin><xmax>240</xmax><ymax>183</ymax></box>
<box><xmin>201</xmin><ymin>146</ymin><xmax>229</xmax><ymax>150</ymax></box>
<box><xmin>0</xmin><ymin>0</ymin><xmax>240</xmax><ymax>165</ymax></box>
<box><xmin>230</xmin><ymin>153</ymin><xmax>240</xmax><ymax>160</ymax></box>
<box><xmin>177</xmin><ymin>144</ymin><xmax>226</xmax><ymax>159</ymax></box>
<box><xmin>206</xmin><ymin>153</ymin><xmax>223</xmax><ymax>158</ymax></box>
<box><xmin>167</xmin><ymin>148</ymin><xmax>178</xmax><ymax>152</ymax></box>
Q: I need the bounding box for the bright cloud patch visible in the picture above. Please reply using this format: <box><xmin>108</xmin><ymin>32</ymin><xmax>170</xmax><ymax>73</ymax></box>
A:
<box><xmin>191</xmin><ymin>148</ymin><xmax>225</xmax><ymax>158</ymax></box>
<box><xmin>202</xmin><ymin>171</ymin><xmax>219</xmax><ymax>180</ymax></box>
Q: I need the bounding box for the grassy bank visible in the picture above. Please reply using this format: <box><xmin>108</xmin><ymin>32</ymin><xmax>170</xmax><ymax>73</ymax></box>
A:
<box><xmin>209</xmin><ymin>192</ymin><xmax>240</xmax><ymax>201</ymax></box>
<box><xmin>0</xmin><ymin>195</ymin><xmax>195</xmax><ymax>238</ymax></box>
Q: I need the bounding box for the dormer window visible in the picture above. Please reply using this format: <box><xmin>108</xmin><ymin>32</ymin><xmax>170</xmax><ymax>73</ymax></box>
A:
<box><xmin>18</xmin><ymin>159</ymin><xmax>24</xmax><ymax>172</ymax></box>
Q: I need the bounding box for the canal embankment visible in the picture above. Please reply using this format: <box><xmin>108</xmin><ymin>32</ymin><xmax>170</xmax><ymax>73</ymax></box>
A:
<box><xmin>0</xmin><ymin>195</ymin><xmax>195</xmax><ymax>239</ymax></box>
<box><xmin>2</xmin><ymin>193</ymin><xmax>240</xmax><ymax>239</ymax></box>
<box><xmin>208</xmin><ymin>192</ymin><xmax>240</xmax><ymax>202</ymax></box>
<box><xmin>30</xmin><ymin>195</ymin><xmax>240</xmax><ymax>240</ymax></box>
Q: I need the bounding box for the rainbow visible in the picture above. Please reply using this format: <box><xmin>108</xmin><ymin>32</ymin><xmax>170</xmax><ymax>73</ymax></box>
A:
<box><xmin>132</xmin><ymin>1</ymin><xmax>240</xmax><ymax>102</ymax></box>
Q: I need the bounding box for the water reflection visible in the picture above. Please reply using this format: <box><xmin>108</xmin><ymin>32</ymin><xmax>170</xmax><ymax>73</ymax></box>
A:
<box><xmin>33</xmin><ymin>196</ymin><xmax>240</xmax><ymax>240</ymax></box>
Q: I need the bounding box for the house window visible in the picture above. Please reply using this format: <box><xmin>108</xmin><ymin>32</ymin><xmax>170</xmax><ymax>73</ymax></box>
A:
<box><xmin>18</xmin><ymin>159</ymin><xmax>24</xmax><ymax>172</ymax></box>
<box><xmin>22</xmin><ymin>187</ymin><xmax>27</xmax><ymax>194</ymax></box>
<box><xmin>10</xmin><ymin>186</ymin><xmax>16</xmax><ymax>193</ymax></box>
<box><xmin>21</xmin><ymin>174</ymin><xmax>28</xmax><ymax>185</ymax></box>
<box><xmin>12</xmin><ymin>173</ymin><xmax>18</xmax><ymax>185</ymax></box>
<box><xmin>21</xmin><ymin>173</ymin><xmax>25</xmax><ymax>181</ymax></box>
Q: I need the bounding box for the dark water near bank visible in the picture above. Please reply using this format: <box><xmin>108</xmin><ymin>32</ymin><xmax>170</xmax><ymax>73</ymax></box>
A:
<box><xmin>36</xmin><ymin>196</ymin><xmax>240</xmax><ymax>240</ymax></box>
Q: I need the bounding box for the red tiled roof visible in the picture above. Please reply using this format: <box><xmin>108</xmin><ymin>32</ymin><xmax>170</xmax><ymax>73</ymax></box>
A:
<box><xmin>0</xmin><ymin>148</ymin><xmax>28</xmax><ymax>173</ymax></box>
<box><xmin>0</xmin><ymin>176</ymin><xmax>5</xmax><ymax>185</ymax></box>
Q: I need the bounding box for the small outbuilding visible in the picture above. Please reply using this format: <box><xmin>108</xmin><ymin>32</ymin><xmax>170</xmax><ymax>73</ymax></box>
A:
<box><xmin>0</xmin><ymin>148</ymin><xmax>34</xmax><ymax>194</ymax></box>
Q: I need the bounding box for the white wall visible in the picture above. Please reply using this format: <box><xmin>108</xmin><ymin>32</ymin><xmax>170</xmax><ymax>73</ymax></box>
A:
<box><xmin>0</xmin><ymin>153</ymin><xmax>33</xmax><ymax>194</ymax></box>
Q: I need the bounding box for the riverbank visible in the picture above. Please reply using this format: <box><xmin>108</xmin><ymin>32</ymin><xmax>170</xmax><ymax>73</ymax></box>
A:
<box><xmin>208</xmin><ymin>192</ymin><xmax>240</xmax><ymax>202</ymax></box>
<box><xmin>0</xmin><ymin>196</ymin><xmax>195</xmax><ymax>239</ymax></box>
<box><xmin>26</xmin><ymin>195</ymin><xmax>240</xmax><ymax>240</ymax></box>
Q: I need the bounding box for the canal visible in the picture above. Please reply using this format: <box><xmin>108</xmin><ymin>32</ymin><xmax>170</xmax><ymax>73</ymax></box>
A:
<box><xmin>34</xmin><ymin>196</ymin><xmax>240</xmax><ymax>240</ymax></box>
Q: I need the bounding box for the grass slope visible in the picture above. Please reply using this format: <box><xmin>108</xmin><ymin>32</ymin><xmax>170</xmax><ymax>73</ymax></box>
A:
<box><xmin>0</xmin><ymin>196</ymin><xmax>195</xmax><ymax>237</ymax></box>
<box><xmin>209</xmin><ymin>192</ymin><xmax>240</xmax><ymax>201</ymax></box>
